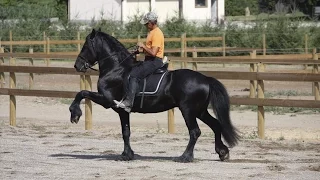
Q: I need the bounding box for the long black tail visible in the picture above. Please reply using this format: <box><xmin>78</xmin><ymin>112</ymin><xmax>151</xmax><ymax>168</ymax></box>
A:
<box><xmin>208</xmin><ymin>77</ymin><xmax>240</xmax><ymax>147</ymax></box>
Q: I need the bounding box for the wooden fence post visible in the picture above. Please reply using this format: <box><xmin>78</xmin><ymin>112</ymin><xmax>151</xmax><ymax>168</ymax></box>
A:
<box><xmin>85</xmin><ymin>75</ymin><xmax>92</xmax><ymax>130</ymax></box>
<box><xmin>180</xmin><ymin>33</ymin><xmax>186</xmax><ymax>68</ymax></box>
<box><xmin>77</xmin><ymin>32</ymin><xmax>81</xmax><ymax>52</ymax></box>
<box><xmin>304</xmin><ymin>34</ymin><xmax>308</xmax><ymax>54</ymax></box>
<box><xmin>46</xmin><ymin>37</ymin><xmax>50</xmax><ymax>67</ymax></box>
<box><xmin>9</xmin><ymin>30</ymin><xmax>12</xmax><ymax>53</ymax></box>
<box><xmin>312</xmin><ymin>48</ymin><xmax>316</xmax><ymax>95</ymax></box>
<box><xmin>168</xmin><ymin>108</ymin><xmax>175</xmax><ymax>134</ymax></box>
<box><xmin>257</xmin><ymin>63</ymin><xmax>265</xmax><ymax>139</ymax></box>
<box><xmin>222</xmin><ymin>33</ymin><xmax>226</xmax><ymax>68</ymax></box>
<box><xmin>9</xmin><ymin>56</ymin><xmax>16</xmax><ymax>126</ymax></box>
<box><xmin>9</xmin><ymin>29</ymin><xmax>15</xmax><ymax>126</ymax></box>
<box><xmin>184</xmin><ymin>33</ymin><xmax>187</xmax><ymax>59</ymax></box>
<box><xmin>0</xmin><ymin>47</ymin><xmax>5</xmax><ymax>88</ymax></box>
<box><xmin>249</xmin><ymin>50</ymin><xmax>257</xmax><ymax>98</ymax></box>
<box><xmin>77</xmin><ymin>32</ymin><xmax>85</xmax><ymax>91</ymax></box>
<box><xmin>222</xmin><ymin>33</ymin><xmax>226</xmax><ymax>57</ymax></box>
<box><xmin>262</xmin><ymin>33</ymin><xmax>266</xmax><ymax>56</ymax></box>
<box><xmin>192</xmin><ymin>48</ymin><xmax>198</xmax><ymax>71</ymax></box>
<box><xmin>304</xmin><ymin>34</ymin><xmax>309</xmax><ymax>70</ymax></box>
<box><xmin>29</xmin><ymin>48</ymin><xmax>34</xmax><ymax>89</ymax></box>
<box><xmin>137</xmin><ymin>34</ymin><xmax>141</xmax><ymax>43</ymax></box>
<box><xmin>43</xmin><ymin>32</ymin><xmax>47</xmax><ymax>65</ymax></box>
<box><xmin>168</xmin><ymin>60</ymin><xmax>175</xmax><ymax>134</ymax></box>
<box><xmin>313</xmin><ymin>53</ymin><xmax>319</xmax><ymax>100</ymax></box>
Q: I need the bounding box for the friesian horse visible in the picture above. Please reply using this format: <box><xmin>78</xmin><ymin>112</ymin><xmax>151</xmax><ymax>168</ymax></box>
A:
<box><xmin>70</xmin><ymin>29</ymin><xmax>240</xmax><ymax>162</ymax></box>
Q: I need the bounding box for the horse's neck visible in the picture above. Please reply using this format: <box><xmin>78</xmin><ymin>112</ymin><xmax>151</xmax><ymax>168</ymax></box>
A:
<box><xmin>97</xmin><ymin>55</ymin><xmax>132</xmax><ymax>81</ymax></box>
<box><xmin>97</xmin><ymin>34</ymin><xmax>133</xmax><ymax>80</ymax></box>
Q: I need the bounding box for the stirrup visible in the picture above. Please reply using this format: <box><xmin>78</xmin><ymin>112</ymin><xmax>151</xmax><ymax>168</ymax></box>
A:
<box><xmin>113</xmin><ymin>99</ymin><xmax>124</xmax><ymax>108</ymax></box>
<box><xmin>113</xmin><ymin>99</ymin><xmax>132</xmax><ymax>113</ymax></box>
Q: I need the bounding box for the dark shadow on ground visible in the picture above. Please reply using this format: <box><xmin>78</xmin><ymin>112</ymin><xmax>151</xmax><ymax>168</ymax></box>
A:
<box><xmin>50</xmin><ymin>153</ymin><xmax>215</xmax><ymax>162</ymax></box>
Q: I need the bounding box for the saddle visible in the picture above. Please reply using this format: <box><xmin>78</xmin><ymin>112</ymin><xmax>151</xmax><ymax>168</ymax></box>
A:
<box><xmin>137</xmin><ymin>62</ymin><xmax>168</xmax><ymax>96</ymax></box>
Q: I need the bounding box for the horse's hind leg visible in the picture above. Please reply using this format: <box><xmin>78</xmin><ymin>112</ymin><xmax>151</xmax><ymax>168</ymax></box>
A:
<box><xmin>197</xmin><ymin>110</ymin><xmax>229</xmax><ymax>161</ymax></box>
<box><xmin>174</xmin><ymin>107</ymin><xmax>201</xmax><ymax>163</ymax></box>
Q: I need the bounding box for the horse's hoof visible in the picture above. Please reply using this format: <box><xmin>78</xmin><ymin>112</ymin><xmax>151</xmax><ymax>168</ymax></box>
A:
<box><xmin>70</xmin><ymin>116</ymin><xmax>80</xmax><ymax>124</ymax></box>
<box><xmin>218</xmin><ymin>150</ymin><xmax>230</xmax><ymax>161</ymax></box>
<box><xmin>69</xmin><ymin>105</ymin><xmax>82</xmax><ymax>124</ymax></box>
<box><xmin>116</xmin><ymin>154</ymin><xmax>134</xmax><ymax>161</ymax></box>
<box><xmin>115</xmin><ymin>151</ymin><xmax>134</xmax><ymax>161</ymax></box>
<box><xmin>173</xmin><ymin>155</ymin><xmax>194</xmax><ymax>163</ymax></box>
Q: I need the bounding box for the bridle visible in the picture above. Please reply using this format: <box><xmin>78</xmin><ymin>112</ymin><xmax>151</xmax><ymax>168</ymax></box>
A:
<box><xmin>78</xmin><ymin>55</ymin><xmax>99</xmax><ymax>72</ymax></box>
<box><xmin>79</xmin><ymin>39</ymin><xmax>138</xmax><ymax>72</ymax></box>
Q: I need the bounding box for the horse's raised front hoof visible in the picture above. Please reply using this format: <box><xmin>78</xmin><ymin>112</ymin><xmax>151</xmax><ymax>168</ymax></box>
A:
<box><xmin>173</xmin><ymin>155</ymin><xmax>194</xmax><ymax>163</ymax></box>
<box><xmin>216</xmin><ymin>147</ymin><xmax>230</xmax><ymax>161</ymax></box>
<box><xmin>116</xmin><ymin>151</ymin><xmax>134</xmax><ymax>161</ymax></box>
<box><xmin>69</xmin><ymin>104</ymin><xmax>82</xmax><ymax>124</ymax></box>
<box><xmin>70</xmin><ymin>116</ymin><xmax>80</xmax><ymax>124</ymax></box>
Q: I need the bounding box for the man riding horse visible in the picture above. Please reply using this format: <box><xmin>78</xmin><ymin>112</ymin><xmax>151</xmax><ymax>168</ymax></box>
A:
<box><xmin>114</xmin><ymin>11</ymin><xmax>165</xmax><ymax>112</ymax></box>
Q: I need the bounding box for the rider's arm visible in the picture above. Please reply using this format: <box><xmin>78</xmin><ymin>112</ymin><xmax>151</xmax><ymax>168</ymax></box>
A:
<box><xmin>139</xmin><ymin>44</ymin><xmax>159</xmax><ymax>57</ymax></box>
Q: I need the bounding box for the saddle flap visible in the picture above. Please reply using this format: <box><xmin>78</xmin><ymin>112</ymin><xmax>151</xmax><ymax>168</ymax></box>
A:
<box><xmin>137</xmin><ymin>71</ymin><xmax>167</xmax><ymax>96</ymax></box>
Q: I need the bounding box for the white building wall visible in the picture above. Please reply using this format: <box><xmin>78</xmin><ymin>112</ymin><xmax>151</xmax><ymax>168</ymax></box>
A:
<box><xmin>183</xmin><ymin>0</ymin><xmax>212</xmax><ymax>22</ymax></box>
<box><xmin>123</xmin><ymin>0</ymin><xmax>149</xmax><ymax>22</ymax></box>
<box><xmin>69</xmin><ymin>0</ymin><xmax>122</xmax><ymax>21</ymax></box>
<box><xmin>153</xmin><ymin>0</ymin><xmax>179</xmax><ymax>23</ymax></box>
<box><xmin>69</xmin><ymin>0</ymin><xmax>224</xmax><ymax>24</ymax></box>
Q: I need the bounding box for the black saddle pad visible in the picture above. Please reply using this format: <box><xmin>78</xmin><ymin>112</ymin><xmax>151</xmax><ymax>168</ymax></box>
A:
<box><xmin>137</xmin><ymin>71</ymin><xmax>168</xmax><ymax>96</ymax></box>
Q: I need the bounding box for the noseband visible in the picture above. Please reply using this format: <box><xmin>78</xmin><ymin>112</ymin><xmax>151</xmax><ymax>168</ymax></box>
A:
<box><xmin>78</xmin><ymin>55</ymin><xmax>99</xmax><ymax>72</ymax></box>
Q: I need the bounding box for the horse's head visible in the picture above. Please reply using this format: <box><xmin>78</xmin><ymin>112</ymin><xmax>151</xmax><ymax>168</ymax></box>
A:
<box><xmin>74</xmin><ymin>29</ymin><xmax>99</xmax><ymax>72</ymax></box>
<box><xmin>74</xmin><ymin>28</ymin><xmax>135</xmax><ymax>73</ymax></box>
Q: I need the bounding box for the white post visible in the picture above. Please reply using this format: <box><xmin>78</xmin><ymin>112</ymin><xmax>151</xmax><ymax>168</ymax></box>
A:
<box><xmin>217</xmin><ymin>0</ymin><xmax>225</xmax><ymax>24</ymax></box>
<box><xmin>150</xmin><ymin>0</ymin><xmax>156</xmax><ymax>11</ymax></box>
<box><xmin>121</xmin><ymin>0</ymin><xmax>127</xmax><ymax>23</ymax></box>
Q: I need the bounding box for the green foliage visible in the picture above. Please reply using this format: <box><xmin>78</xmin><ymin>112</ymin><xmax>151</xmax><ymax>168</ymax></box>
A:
<box><xmin>225</xmin><ymin>0</ymin><xmax>259</xmax><ymax>16</ymax></box>
<box><xmin>259</xmin><ymin>0</ymin><xmax>320</xmax><ymax>17</ymax></box>
<box><xmin>264</xmin><ymin>17</ymin><xmax>306</xmax><ymax>53</ymax></box>
<box><xmin>161</xmin><ymin>16</ymin><xmax>198</xmax><ymax>56</ymax></box>
<box><xmin>0</xmin><ymin>1</ymin><xmax>319</xmax><ymax>56</ymax></box>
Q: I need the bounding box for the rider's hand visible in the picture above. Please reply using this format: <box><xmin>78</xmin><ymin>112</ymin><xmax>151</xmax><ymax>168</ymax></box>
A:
<box><xmin>137</xmin><ymin>42</ymin><xmax>144</xmax><ymax>49</ymax></box>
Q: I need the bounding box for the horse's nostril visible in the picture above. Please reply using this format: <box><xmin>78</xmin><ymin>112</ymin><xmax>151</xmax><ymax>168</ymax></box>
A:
<box><xmin>74</xmin><ymin>64</ymin><xmax>77</xmax><ymax>69</ymax></box>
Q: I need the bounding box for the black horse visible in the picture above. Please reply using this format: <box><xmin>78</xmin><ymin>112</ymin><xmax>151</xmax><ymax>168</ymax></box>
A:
<box><xmin>70</xmin><ymin>29</ymin><xmax>240</xmax><ymax>162</ymax></box>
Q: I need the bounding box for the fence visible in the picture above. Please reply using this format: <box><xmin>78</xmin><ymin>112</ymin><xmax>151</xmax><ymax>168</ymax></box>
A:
<box><xmin>0</xmin><ymin>31</ymin><xmax>314</xmax><ymax>60</ymax></box>
<box><xmin>0</xmin><ymin>50</ymin><xmax>319</xmax><ymax>139</ymax></box>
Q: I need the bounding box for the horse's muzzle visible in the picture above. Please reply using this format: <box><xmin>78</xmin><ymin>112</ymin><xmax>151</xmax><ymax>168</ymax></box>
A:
<box><xmin>74</xmin><ymin>63</ymin><xmax>87</xmax><ymax>72</ymax></box>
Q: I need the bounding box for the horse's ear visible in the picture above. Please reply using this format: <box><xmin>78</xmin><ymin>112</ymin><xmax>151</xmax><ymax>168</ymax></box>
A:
<box><xmin>98</xmin><ymin>27</ymin><xmax>101</xmax><ymax>32</ymax></box>
<box><xmin>90</xmin><ymin>29</ymin><xmax>97</xmax><ymax>39</ymax></box>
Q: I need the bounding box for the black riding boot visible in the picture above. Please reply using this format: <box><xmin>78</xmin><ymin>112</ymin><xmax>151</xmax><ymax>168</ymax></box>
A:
<box><xmin>114</xmin><ymin>77</ymin><xmax>139</xmax><ymax>112</ymax></box>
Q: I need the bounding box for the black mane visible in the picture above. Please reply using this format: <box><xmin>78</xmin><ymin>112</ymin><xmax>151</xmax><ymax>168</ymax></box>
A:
<box><xmin>94</xmin><ymin>31</ymin><xmax>135</xmax><ymax>75</ymax></box>
<box><xmin>97</xmin><ymin>31</ymin><xmax>134</xmax><ymax>65</ymax></box>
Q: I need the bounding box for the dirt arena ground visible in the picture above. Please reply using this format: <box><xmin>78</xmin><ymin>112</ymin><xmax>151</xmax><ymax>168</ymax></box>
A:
<box><xmin>0</xmin><ymin>61</ymin><xmax>319</xmax><ymax>179</ymax></box>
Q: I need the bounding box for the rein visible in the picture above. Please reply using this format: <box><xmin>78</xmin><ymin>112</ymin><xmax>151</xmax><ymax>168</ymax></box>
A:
<box><xmin>82</xmin><ymin>45</ymin><xmax>138</xmax><ymax>72</ymax></box>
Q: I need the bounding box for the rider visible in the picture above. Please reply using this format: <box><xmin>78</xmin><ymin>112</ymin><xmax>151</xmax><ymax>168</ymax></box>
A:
<box><xmin>114</xmin><ymin>11</ymin><xmax>165</xmax><ymax>112</ymax></box>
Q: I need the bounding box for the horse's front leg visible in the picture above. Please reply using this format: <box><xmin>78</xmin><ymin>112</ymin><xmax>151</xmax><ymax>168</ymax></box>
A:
<box><xmin>116</xmin><ymin>111</ymin><xmax>134</xmax><ymax>161</ymax></box>
<box><xmin>69</xmin><ymin>90</ymin><xmax>111</xmax><ymax>124</ymax></box>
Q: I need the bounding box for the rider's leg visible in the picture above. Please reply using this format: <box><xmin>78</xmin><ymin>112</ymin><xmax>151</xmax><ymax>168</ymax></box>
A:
<box><xmin>114</xmin><ymin>58</ymin><xmax>163</xmax><ymax>112</ymax></box>
<box><xmin>114</xmin><ymin>77</ymin><xmax>139</xmax><ymax>112</ymax></box>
